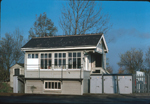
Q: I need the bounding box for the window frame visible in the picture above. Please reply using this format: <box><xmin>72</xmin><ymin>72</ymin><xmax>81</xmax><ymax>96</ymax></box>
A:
<box><xmin>44</xmin><ymin>81</ymin><xmax>61</xmax><ymax>90</ymax></box>
<box><xmin>27</xmin><ymin>53</ymin><xmax>38</xmax><ymax>59</ymax></box>
<box><xmin>54</xmin><ymin>52</ymin><xmax>67</xmax><ymax>69</ymax></box>
<box><xmin>68</xmin><ymin>52</ymin><xmax>81</xmax><ymax>69</ymax></box>
<box><xmin>40</xmin><ymin>53</ymin><xmax>52</xmax><ymax>70</ymax></box>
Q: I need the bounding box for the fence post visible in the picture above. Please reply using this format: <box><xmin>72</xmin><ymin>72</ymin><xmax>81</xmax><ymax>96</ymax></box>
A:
<box><xmin>132</xmin><ymin>74</ymin><xmax>135</xmax><ymax>93</ymax></box>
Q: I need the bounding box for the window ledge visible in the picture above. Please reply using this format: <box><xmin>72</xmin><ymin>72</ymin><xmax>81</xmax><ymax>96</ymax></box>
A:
<box><xmin>44</xmin><ymin>89</ymin><xmax>62</xmax><ymax>92</ymax></box>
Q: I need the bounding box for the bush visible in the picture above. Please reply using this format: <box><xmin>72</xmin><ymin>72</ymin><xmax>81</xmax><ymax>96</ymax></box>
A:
<box><xmin>0</xmin><ymin>82</ymin><xmax>13</xmax><ymax>93</ymax></box>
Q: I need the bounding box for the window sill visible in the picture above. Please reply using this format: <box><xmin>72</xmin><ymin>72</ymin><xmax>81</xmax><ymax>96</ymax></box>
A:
<box><xmin>26</xmin><ymin>69</ymin><xmax>38</xmax><ymax>71</ymax></box>
<box><xmin>44</xmin><ymin>89</ymin><xmax>62</xmax><ymax>92</ymax></box>
<box><xmin>40</xmin><ymin>69</ymin><xmax>82</xmax><ymax>71</ymax></box>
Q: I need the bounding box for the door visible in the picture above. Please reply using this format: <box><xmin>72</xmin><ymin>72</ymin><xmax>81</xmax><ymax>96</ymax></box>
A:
<box><xmin>90</xmin><ymin>76</ymin><xmax>102</xmax><ymax>93</ymax></box>
<box><xmin>104</xmin><ymin>76</ymin><xmax>117</xmax><ymax>94</ymax></box>
<box><xmin>118</xmin><ymin>76</ymin><xmax>132</xmax><ymax>94</ymax></box>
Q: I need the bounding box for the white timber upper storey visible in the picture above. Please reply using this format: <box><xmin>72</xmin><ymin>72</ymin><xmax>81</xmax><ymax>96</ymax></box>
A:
<box><xmin>21</xmin><ymin>33</ymin><xmax>109</xmax><ymax>78</ymax></box>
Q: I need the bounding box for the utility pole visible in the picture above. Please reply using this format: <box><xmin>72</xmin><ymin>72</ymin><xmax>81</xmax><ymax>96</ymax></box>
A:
<box><xmin>0</xmin><ymin>0</ymin><xmax>2</xmax><ymax>39</ymax></box>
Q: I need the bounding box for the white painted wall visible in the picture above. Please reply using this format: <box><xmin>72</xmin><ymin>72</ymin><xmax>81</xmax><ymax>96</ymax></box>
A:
<box><xmin>13</xmin><ymin>76</ymin><xmax>18</xmax><ymax>93</ymax></box>
<box><xmin>27</xmin><ymin>59</ymin><xmax>39</xmax><ymax>70</ymax></box>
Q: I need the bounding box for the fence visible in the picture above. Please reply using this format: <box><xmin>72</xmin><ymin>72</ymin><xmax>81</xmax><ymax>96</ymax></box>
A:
<box><xmin>132</xmin><ymin>73</ymin><xmax>150</xmax><ymax>93</ymax></box>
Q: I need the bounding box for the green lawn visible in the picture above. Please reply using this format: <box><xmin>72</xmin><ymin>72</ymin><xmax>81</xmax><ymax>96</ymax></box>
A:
<box><xmin>0</xmin><ymin>82</ymin><xmax>13</xmax><ymax>93</ymax></box>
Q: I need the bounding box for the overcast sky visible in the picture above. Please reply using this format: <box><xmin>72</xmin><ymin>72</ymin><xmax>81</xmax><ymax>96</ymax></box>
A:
<box><xmin>1</xmin><ymin>0</ymin><xmax>150</xmax><ymax>73</ymax></box>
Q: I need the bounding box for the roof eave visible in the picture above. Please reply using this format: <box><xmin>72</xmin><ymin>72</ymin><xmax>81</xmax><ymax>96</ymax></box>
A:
<box><xmin>21</xmin><ymin>46</ymin><xmax>97</xmax><ymax>52</ymax></box>
<box><xmin>96</xmin><ymin>34</ymin><xmax>109</xmax><ymax>53</ymax></box>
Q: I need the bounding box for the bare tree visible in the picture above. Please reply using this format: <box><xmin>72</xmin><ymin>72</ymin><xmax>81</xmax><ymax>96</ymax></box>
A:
<box><xmin>60</xmin><ymin>0</ymin><xmax>111</xmax><ymax>35</ymax></box>
<box><xmin>118</xmin><ymin>48</ymin><xmax>143</xmax><ymax>74</ymax></box>
<box><xmin>29</xmin><ymin>12</ymin><xmax>57</xmax><ymax>39</ymax></box>
<box><xmin>145</xmin><ymin>47</ymin><xmax>150</xmax><ymax>72</ymax></box>
<box><xmin>0</xmin><ymin>29</ymin><xmax>25</xmax><ymax>81</ymax></box>
<box><xmin>118</xmin><ymin>67</ymin><xmax>124</xmax><ymax>74</ymax></box>
<box><xmin>106</xmin><ymin>58</ymin><xmax>113</xmax><ymax>74</ymax></box>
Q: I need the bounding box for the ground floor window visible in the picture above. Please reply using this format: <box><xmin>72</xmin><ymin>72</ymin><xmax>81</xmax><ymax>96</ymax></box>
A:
<box><xmin>44</xmin><ymin>81</ymin><xmax>61</xmax><ymax>90</ymax></box>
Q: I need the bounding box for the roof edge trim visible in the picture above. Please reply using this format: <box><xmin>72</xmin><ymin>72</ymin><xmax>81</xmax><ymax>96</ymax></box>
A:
<box><xmin>21</xmin><ymin>46</ymin><xmax>96</xmax><ymax>52</ymax></box>
<box><xmin>96</xmin><ymin>34</ymin><xmax>109</xmax><ymax>53</ymax></box>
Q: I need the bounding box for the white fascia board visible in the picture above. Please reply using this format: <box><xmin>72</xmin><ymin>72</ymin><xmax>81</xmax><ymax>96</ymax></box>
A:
<box><xmin>21</xmin><ymin>46</ymin><xmax>96</xmax><ymax>52</ymax></box>
<box><xmin>96</xmin><ymin>34</ymin><xmax>109</xmax><ymax>53</ymax></box>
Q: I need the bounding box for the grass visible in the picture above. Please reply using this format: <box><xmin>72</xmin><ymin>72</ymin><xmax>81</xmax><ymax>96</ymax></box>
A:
<box><xmin>0</xmin><ymin>82</ymin><xmax>13</xmax><ymax>93</ymax></box>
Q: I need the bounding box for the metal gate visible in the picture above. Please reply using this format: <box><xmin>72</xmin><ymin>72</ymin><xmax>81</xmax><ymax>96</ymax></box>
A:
<box><xmin>133</xmin><ymin>74</ymin><xmax>150</xmax><ymax>93</ymax></box>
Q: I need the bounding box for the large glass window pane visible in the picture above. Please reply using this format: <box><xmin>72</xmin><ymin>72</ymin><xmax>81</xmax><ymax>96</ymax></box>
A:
<box><xmin>48</xmin><ymin>60</ymin><xmax>51</xmax><ymax>69</ymax></box>
<box><xmin>35</xmin><ymin>54</ymin><xmax>38</xmax><ymax>58</ymax></box>
<box><xmin>32</xmin><ymin>54</ymin><xmax>34</xmax><ymax>58</ymax></box>
<box><xmin>69</xmin><ymin>53</ymin><xmax>72</xmax><ymax>57</ymax></box>
<box><xmin>41</xmin><ymin>59</ymin><xmax>44</xmax><ymax>69</ymax></box>
<box><xmin>59</xmin><ymin>59</ymin><xmax>61</xmax><ymax>66</ymax></box>
<box><xmin>77</xmin><ymin>52</ymin><xmax>81</xmax><ymax>57</ymax></box>
<box><xmin>52</xmin><ymin>82</ymin><xmax>54</xmax><ymax>89</ymax></box>
<box><xmin>45</xmin><ymin>59</ymin><xmax>47</xmax><ymax>69</ymax></box>
<box><xmin>68</xmin><ymin>58</ymin><xmax>72</xmax><ymax>68</ymax></box>
<box><xmin>63</xmin><ymin>53</ymin><xmax>66</xmax><ymax>57</ymax></box>
<box><xmin>45</xmin><ymin>82</ymin><xmax>47</xmax><ymax>88</ymax></box>
<box><xmin>63</xmin><ymin>59</ymin><xmax>66</xmax><ymax>65</ymax></box>
<box><xmin>55</xmin><ymin>59</ymin><xmax>57</xmax><ymax>68</ymax></box>
<box><xmin>73</xmin><ymin>58</ymin><xmax>76</xmax><ymax>68</ymax></box>
<box><xmin>55</xmin><ymin>59</ymin><xmax>57</xmax><ymax>65</ymax></box>
<box><xmin>48</xmin><ymin>82</ymin><xmax>50</xmax><ymax>88</ymax></box>
<box><xmin>55</xmin><ymin>82</ymin><xmax>57</xmax><ymax>89</ymax></box>
<box><xmin>58</xmin><ymin>82</ymin><xmax>61</xmax><ymax>89</ymax></box>
<box><xmin>59</xmin><ymin>53</ymin><xmax>61</xmax><ymax>58</ymax></box>
<box><xmin>28</xmin><ymin>54</ymin><xmax>31</xmax><ymax>58</ymax></box>
<box><xmin>41</xmin><ymin>54</ymin><xmax>44</xmax><ymax>58</ymax></box>
<box><xmin>49</xmin><ymin>82</ymin><xmax>51</xmax><ymax>89</ymax></box>
<box><xmin>73</xmin><ymin>53</ymin><xmax>76</xmax><ymax>57</ymax></box>
<box><xmin>77</xmin><ymin>58</ymin><xmax>81</xmax><ymax>68</ymax></box>
<box><xmin>55</xmin><ymin>53</ymin><xmax>57</xmax><ymax>58</ymax></box>
<box><xmin>63</xmin><ymin>59</ymin><xmax>66</xmax><ymax>68</ymax></box>
<box><xmin>45</xmin><ymin>54</ymin><xmax>47</xmax><ymax>58</ymax></box>
<box><xmin>49</xmin><ymin>53</ymin><xmax>51</xmax><ymax>58</ymax></box>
